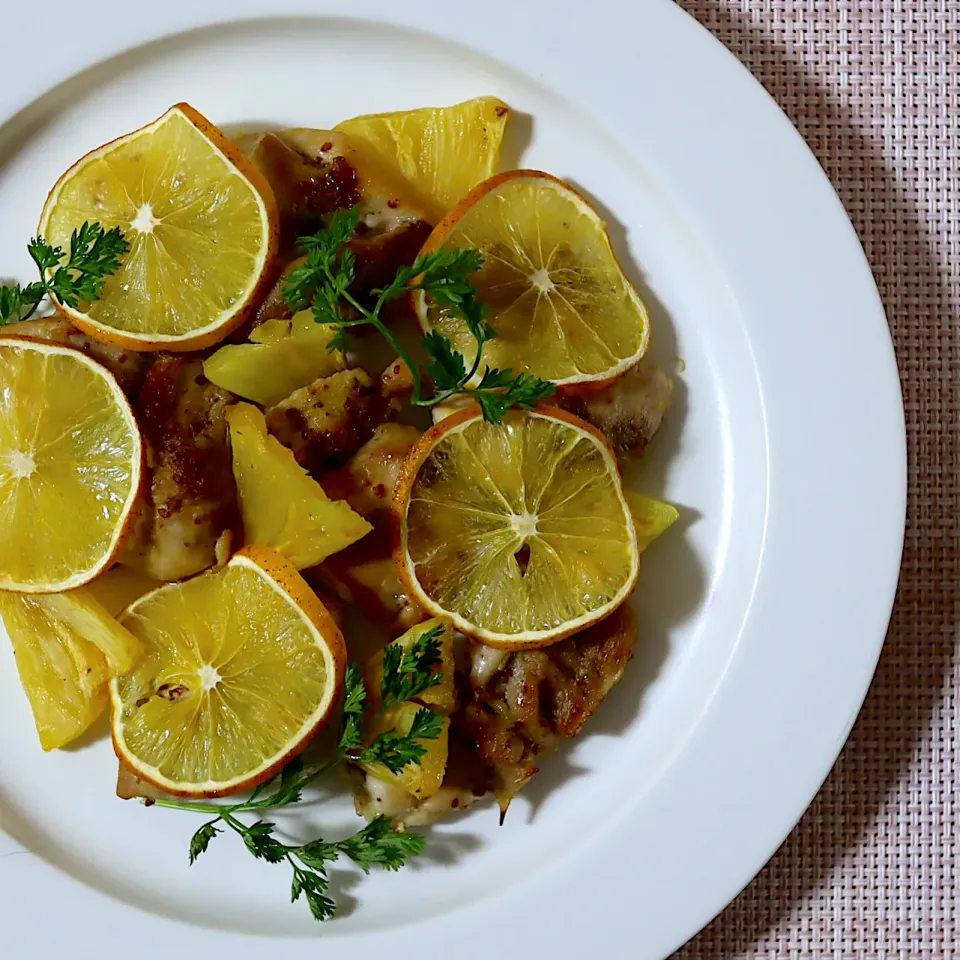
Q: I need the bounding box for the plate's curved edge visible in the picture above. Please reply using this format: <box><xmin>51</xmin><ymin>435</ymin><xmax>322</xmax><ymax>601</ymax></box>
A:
<box><xmin>0</xmin><ymin>2</ymin><xmax>907</xmax><ymax>958</ymax></box>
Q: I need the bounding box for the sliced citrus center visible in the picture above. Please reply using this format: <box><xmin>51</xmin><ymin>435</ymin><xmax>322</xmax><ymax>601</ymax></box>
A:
<box><xmin>415</xmin><ymin>169</ymin><xmax>650</xmax><ymax>390</ymax></box>
<box><xmin>393</xmin><ymin>406</ymin><xmax>639</xmax><ymax>648</ymax></box>
<box><xmin>0</xmin><ymin>337</ymin><xmax>142</xmax><ymax>592</ymax></box>
<box><xmin>110</xmin><ymin>546</ymin><xmax>346</xmax><ymax>797</ymax></box>
<box><xmin>336</xmin><ymin>97</ymin><xmax>510</xmax><ymax>219</ymax></box>
<box><xmin>38</xmin><ymin>103</ymin><xmax>279</xmax><ymax>352</ymax></box>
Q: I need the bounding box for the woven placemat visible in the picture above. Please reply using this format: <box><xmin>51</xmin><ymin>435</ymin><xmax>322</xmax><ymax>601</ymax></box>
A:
<box><xmin>671</xmin><ymin>2</ymin><xmax>959</xmax><ymax>957</ymax></box>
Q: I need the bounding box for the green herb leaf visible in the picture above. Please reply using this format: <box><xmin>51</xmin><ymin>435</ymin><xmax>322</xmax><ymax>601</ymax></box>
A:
<box><xmin>290</xmin><ymin>866</ymin><xmax>336</xmax><ymax>922</ymax></box>
<box><xmin>359</xmin><ymin>707</ymin><xmax>444</xmax><ymax>774</ymax></box>
<box><xmin>380</xmin><ymin>625</ymin><xmax>444</xmax><ymax>706</ymax></box>
<box><xmin>406</xmin><ymin>706</ymin><xmax>446</xmax><ymax>742</ymax></box>
<box><xmin>282</xmin><ymin>216</ymin><xmax>557</xmax><ymax>423</ymax></box>
<box><xmin>154</xmin><ymin>650</ymin><xmax>436</xmax><ymax>918</ymax></box>
<box><xmin>188</xmin><ymin>821</ymin><xmax>221</xmax><ymax>863</ymax></box>
<box><xmin>284</xmin><ymin>206</ymin><xmax>363</xmax><ymax>312</ymax></box>
<box><xmin>242</xmin><ymin>821</ymin><xmax>288</xmax><ymax>863</ymax></box>
<box><xmin>1</xmin><ymin>223</ymin><xmax>127</xmax><ymax>326</ymax></box>
<box><xmin>335</xmin><ymin>816</ymin><xmax>427</xmax><ymax>874</ymax></box>
<box><xmin>339</xmin><ymin>663</ymin><xmax>367</xmax><ymax>753</ymax></box>
<box><xmin>422</xmin><ymin>331</ymin><xmax>468</xmax><ymax>392</ymax></box>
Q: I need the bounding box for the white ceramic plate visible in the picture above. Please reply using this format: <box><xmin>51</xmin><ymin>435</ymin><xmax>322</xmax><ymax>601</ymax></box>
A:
<box><xmin>0</xmin><ymin>2</ymin><xmax>905</xmax><ymax>956</ymax></box>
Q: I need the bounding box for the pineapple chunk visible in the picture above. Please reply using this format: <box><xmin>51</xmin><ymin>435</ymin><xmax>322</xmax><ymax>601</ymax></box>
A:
<box><xmin>36</xmin><ymin>590</ymin><xmax>143</xmax><ymax>673</ymax></box>
<box><xmin>358</xmin><ymin>701</ymin><xmax>450</xmax><ymax>800</ymax></box>
<box><xmin>227</xmin><ymin>403</ymin><xmax>372</xmax><ymax>568</ymax></box>
<box><xmin>625</xmin><ymin>492</ymin><xmax>680</xmax><ymax>552</ymax></box>
<box><xmin>0</xmin><ymin>589</ymin><xmax>142</xmax><ymax>750</ymax></box>
<box><xmin>365</xmin><ymin>618</ymin><xmax>457</xmax><ymax>715</ymax></box>
<box><xmin>83</xmin><ymin>565</ymin><xmax>162</xmax><ymax>618</ymax></box>
<box><xmin>249</xmin><ymin>318</ymin><xmax>293</xmax><ymax>343</ymax></box>
<box><xmin>204</xmin><ymin>310</ymin><xmax>345</xmax><ymax>406</ymax></box>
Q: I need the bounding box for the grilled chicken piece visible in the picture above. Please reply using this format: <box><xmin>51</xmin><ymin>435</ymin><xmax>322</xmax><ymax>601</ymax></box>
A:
<box><xmin>464</xmin><ymin>605</ymin><xmax>638</xmax><ymax>799</ymax></box>
<box><xmin>124</xmin><ymin>357</ymin><xmax>239</xmax><ymax>582</ymax></box>
<box><xmin>1</xmin><ymin>316</ymin><xmax>149</xmax><ymax>396</ymax></box>
<box><xmin>351</xmin><ymin>727</ymin><xmax>494</xmax><ymax>827</ymax></box>
<box><xmin>560</xmin><ymin>362</ymin><xmax>673</xmax><ymax>457</ymax></box>
<box><xmin>379</xmin><ymin>358</ymin><xmax>415</xmax><ymax>405</ymax></box>
<box><xmin>314</xmin><ymin>527</ymin><xmax>426</xmax><ymax>640</ymax></box>
<box><xmin>265</xmin><ymin>368</ymin><xmax>397</xmax><ymax>474</ymax></box>
<box><xmin>238</xmin><ymin>129</ymin><xmax>433</xmax><ymax>308</ymax></box>
<box><xmin>321</xmin><ymin>422</ymin><xmax>421</xmax><ymax>521</ymax></box>
<box><xmin>352</xmin><ymin>608</ymin><xmax>638</xmax><ymax>827</ymax></box>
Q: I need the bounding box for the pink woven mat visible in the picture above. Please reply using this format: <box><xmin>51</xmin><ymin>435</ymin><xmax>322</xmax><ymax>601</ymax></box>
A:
<box><xmin>671</xmin><ymin>2</ymin><xmax>959</xmax><ymax>957</ymax></box>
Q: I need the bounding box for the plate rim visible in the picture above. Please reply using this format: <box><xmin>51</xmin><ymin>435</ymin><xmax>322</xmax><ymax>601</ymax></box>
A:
<box><xmin>0</xmin><ymin>1</ymin><xmax>906</xmax><ymax>957</ymax></box>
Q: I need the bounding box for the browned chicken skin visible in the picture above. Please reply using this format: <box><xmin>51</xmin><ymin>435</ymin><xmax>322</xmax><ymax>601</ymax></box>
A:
<box><xmin>351</xmin><ymin>608</ymin><xmax>639</xmax><ymax>826</ymax></box>
<box><xmin>265</xmin><ymin>368</ymin><xmax>397</xmax><ymax>474</ymax></box>
<box><xmin>560</xmin><ymin>362</ymin><xmax>673</xmax><ymax>458</ymax></box>
<box><xmin>316</xmin><ymin>528</ymin><xmax>426</xmax><ymax>640</ymax></box>
<box><xmin>1</xmin><ymin>316</ymin><xmax>149</xmax><ymax>397</ymax></box>
<box><xmin>464</xmin><ymin>606</ymin><xmax>639</xmax><ymax>799</ymax></box>
<box><xmin>238</xmin><ymin>129</ymin><xmax>433</xmax><ymax>319</ymax></box>
<box><xmin>124</xmin><ymin>357</ymin><xmax>239</xmax><ymax>582</ymax></box>
<box><xmin>321</xmin><ymin>422</ymin><xmax>422</xmax><ymax>521</ymax></box>
<box><xmin>306</xmin><ymin>422</ymin><xmax>424</xmax><ymax>642</ymax></box>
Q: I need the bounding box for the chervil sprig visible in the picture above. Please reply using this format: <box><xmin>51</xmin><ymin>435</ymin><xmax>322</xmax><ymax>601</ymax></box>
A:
<box><xmin>150</xmin><ymin>635</ymin><xmax>446</xmax><ymax>922</ymax></box>
<box><xmin>282</xmin><ymin>207</ymin><xmax>556</xmax><ymax>423</ymax></box>
<box><xmin>0</xmin><ymin>222</ymin><xmax>128</xmax><ymax>326</ymax></box>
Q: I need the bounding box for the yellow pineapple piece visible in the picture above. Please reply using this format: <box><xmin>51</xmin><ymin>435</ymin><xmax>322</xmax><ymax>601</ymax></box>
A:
<box><xmin>227</xmin><ymin>403</ymin><xmax>372</xmax><ymax>568</ymax></box>
<box><xmin>336</xmin><ymin>97</ymin><xmax>511</xmax><ymax>218</ymax></box>
<box><xmin>358</xmin><ymin>701</ymin><xmax>450</xmax><ymax>801</ymax></box>
<box><xmin>624</xmin><ymin>492</ymin><xmax>680</xmax><ymax>552</ymax></box>
<box><xmin>83</xmin><ymin>565</ymin><xmax>163</xmax><ymax>618</ymax></box>
<box><xmin>365</xmin><ymin>618</ymin><xmax>457</xmax><ymax>715</ymax></box>
<box><xmin>204</xmin><ymin>310</ymin><xmax>345</xmax><ymax>407</ymax></box>
<box><xmin>0</xmin><ymin>588</ymin><xmax>142</xmax><ymax>750</ymax></box>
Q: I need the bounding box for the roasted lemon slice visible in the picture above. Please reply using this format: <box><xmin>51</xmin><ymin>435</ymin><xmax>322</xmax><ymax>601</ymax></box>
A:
<box><xmin>0</xmin><ymin>337</ymin><xmax>142</xmax><ymax>592</ymax></box>
<box><xmin>110</xmin><ymin>546</ymin><xmax>346</xmax><ymax>797</ymax></box>
<box><xmin>414</xmin><ymin>169</ymin><xmax>650</xmax><ymax>390</ymax></box>
<box><xmin>336</xmin><ymin>97</ymin><xmax>510</xmax><ymax>217</ymax></box>
<box><xmin>393</xmin><ymin>406</ymin><xmax>639</xmax><ymax>648</ymax></box>
<box><xmin>38</xmin><ymin>103</ymin><xmax>279</xmax><ymax>352</ymax></box>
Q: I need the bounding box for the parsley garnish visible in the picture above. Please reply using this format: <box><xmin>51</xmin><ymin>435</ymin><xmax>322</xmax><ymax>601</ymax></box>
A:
<box><xmin>150</xmin><ymin>635</ymin><xmax>446</xmax><ymax>922</ymax></box>
<box><xmin>0</xmin><ymin>223</ymin><xmax>128</xmax><ymax>326</ymax></box>
<box><xmin>282</xmin><ymin>207</ymin><xmax>556</xmax><ymax>423</ymax></box>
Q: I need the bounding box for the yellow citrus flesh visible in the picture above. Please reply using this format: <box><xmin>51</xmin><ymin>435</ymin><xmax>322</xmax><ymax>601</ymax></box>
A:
<box><xmin>38</xmin><ymin>103</ymin><xmax>278</xmax><ymax>351</ymax></box>
<box><xmin>416</xmin><ymin>170</ymin><xmax>650</xmax><ymax>390</ymax></box>
<box><xmin>1</xmin><ymin>591</ymin><xmax>112</xmax><ymax>751</ymax></box>
<box><xmin>227</xmin><ymin>403</ymin><xmax>372</xmax><ymax>569</ymax></box>
<box><xmin>394</xmin><ymin>407</ymin><xmax>639</xmax><ymax>648</ymax></box>
<box><xmin>0</xmin><ymin>338</ymin><xmax>142</xmax><ymax>592</ymax></box>
<box><xmin>110</xmin><ymin>547</ymin><xmax>346</xmax><ymax>797</ymax></box>
<box><xmin>336</xmin><ymin>97</ymin><xmax>511</xmax><ymax>218</ymax></box>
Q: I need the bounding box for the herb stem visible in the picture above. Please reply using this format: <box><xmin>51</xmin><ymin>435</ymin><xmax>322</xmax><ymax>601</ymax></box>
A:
<box><xmin>150</xmin><ymin>755</ymin><xmax>342</xmax><ymax>816</ymax></box>
<box><xmin>319</xmin><ymin>259</ymin><xmax>428</xmax><ymax>404</ymax></box>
